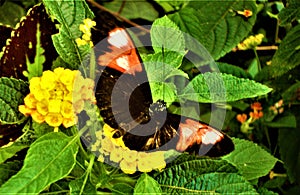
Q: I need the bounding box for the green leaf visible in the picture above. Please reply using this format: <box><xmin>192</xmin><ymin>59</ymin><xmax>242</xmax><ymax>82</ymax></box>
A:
<box><xmin>278</xmin><ymin>3</ymin><xmax>300</xmax><ymax>26</ymax></box>
<box><xmin>282</xmin><ymin>81</ymin><xmax>300</xmax><ymax>103</ymax></box>
<box><xmin>169</xmin><ymin>1</ymin><xmax>257</xmax><ymax>60</ymax></box>
<box><xmin>263</xmin><ymin>177</ymin><xmax>286</xmax><ymax>189</ymax></box>
<box><xmin>222</xmin><ymin>138</ymin><xmax>278</xmax><ymax>181</ymax></box>
<box><xmin>104</xmin><ymin>0</ymin><xmax>158</xmax><ymax>21</ymax></box>
<box><xmin>265</xmin><ymin>114</ymin><xmax>297</xmax><ymax>128</ymax></box>
<box><xmin>0</xmin><ymin>1</ymin><xmax>25</xmax><ymax>26</ymax></box>
<box><xmin>151</xmin><ymin>16</ymin><xmax>185</xmax><ymax>54</ymax></box>
<box><xmin>150</xmin><ymin>82</ymin><xmax>177</xmax><ymax>105</ymax></box>
<box><xmin>257</xmin><ymin>188</ymin><xmax>278</xmax><ymax>195</ymax></box>
<box><xmin>217</xmin><ymin>62</ymin><xmax>252</xmax><ymax>79</ymax></box>
<box><xmin>144</xmin><ymin>51</ymin><xmax>186</xmax><ymax>70</ymax></box>
<box><xmin>42</xmin><ymin>0</ymin><xmax>94</xmax><ymax>69</ymax></box>
<box><xmin>247</xmin><ymin>58</ymin><xmax>260</xmax><ymax>78</ymax></box>
<box><xmin>134</xmin><ymin>173</ymin><xmax>162</xmax><ymax>194</ymax></box>
<box><xmin>25</xmin><ymin>24</ymin><xmax>45</xmax><ymax>80</ymax></box>
<box><xmin>0</xmin><ymin>143</ymin><xmax>28</xmax><ymax>164</ymax></box>
<box><xmin>32</xmin><ymin>121</ymin><xmax>54</xmax><ymax>138</ymax></box>
<box><xmin>111</xmin><ymin>183</ymin><xmax>134</xmax><ymax>195</ymax></box>
<box><xmin>69</xmin><ymin>173</ymin><xmax>96</xmax><ymax>195</ymax></box>
<box><xmin>162</xmin><ymin>157</ymin><xmax>238</xmax><ymax>174</ymax></box>
<box><xmin>256</xmin><ymin>24</ymin><xmax>300</xmax><ymax>81</ymax></box>
<box><xmin>144</xmin><ymin>53</ymin><xmax>188</xmax><ymax>83</ymax></box>
<box><xmin>179</xmin><ymin>72</ymin><xmax>272</xmax><ymax>103</ymax></box>
<box><xmin>0</xmin><ymin>132</ymin><xmax>79</xmax><ymax>194</ymax></box>
<box><xmin>278</xmin><ymin>127</ymin><xmax>300</xmax><ymax>183</ymax></box>
<box><xmin>0</xmin><ymin>161</ymin><xmax>22</xmax><ymax>186</ymax></box>
<box><xmin>0</xmin><ymin>77</ymin><xmax>28</xmax><ymax>123</ymax></box>
<box><xmin>155</xmin><ymin>158</ymin><xmax>256</xmax><ymax>194</ymax></box>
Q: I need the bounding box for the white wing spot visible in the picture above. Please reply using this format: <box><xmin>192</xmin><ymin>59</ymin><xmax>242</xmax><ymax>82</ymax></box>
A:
<box><xmin>108</xmin><ymin>29</ymin><xmax>129</xmax><ymax>48</ymax></box>
<box><xmin>116</xmin><ymin>56</ymin><xmax>129</xmax><ymax>70</ymax></box>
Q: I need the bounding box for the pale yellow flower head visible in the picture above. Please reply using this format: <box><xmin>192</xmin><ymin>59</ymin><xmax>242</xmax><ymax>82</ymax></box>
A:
<box><xmin>92</xmin><ymin>124</ymin><xmax>167</xmax><ymax>174</ymax></box>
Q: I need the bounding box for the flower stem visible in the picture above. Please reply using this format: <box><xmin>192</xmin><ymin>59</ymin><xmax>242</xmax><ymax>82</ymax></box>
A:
<box><xmin>253</xmin><ymin>48</ymin><xmax>261</xmax><ymax>72</ymax></box>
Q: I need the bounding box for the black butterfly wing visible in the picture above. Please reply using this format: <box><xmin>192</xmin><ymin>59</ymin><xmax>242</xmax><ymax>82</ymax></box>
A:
<box><xmin>96</xmin><ymin>66</ymin><xmax>152</xmax><ymax>131</ymax></box>
<box><xmin>0</xmin><ymin>24</ymin><xmax>13</xmax><ymax>50</ymax></box>
<box><xmin>0</xmin><ymin>3</ymin><xmax>58</xmax><ymax>80</ymax></box>
<box><xmin>0</xmin><ymin>124</ymin><xmax>25</xmax><ymax>147</ymax></box>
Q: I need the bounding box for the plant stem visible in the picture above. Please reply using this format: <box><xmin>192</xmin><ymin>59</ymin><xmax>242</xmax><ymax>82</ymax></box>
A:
<box><xmin>80</xmin><ymin>154</ymin><xmax>95</xmax><ymax>195</ymax></box>
<box><xmin>89</xmin><ymin>48</ymin><xmax>96</xmax><ymax>80</ymax></box>
<box><xmin>86</xmin><ymin>0</ymin><xmax>149</xmax><ymax>33</ymax></box>
<box><xmin>253</xmin><ymin>48</ymin><xmax>261</xmax><ymax>71</ymax></box>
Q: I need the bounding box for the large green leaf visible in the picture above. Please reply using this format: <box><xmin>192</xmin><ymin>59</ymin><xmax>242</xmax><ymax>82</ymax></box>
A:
<box><xmin>144</xmin><ymin>51</ymin><xmax>186</xmax><ymax>70</ymax></box>
<box><xmin>104</xmin><ymin>0</ymin><xmax>158</xmax><ymax>21</ymax></box>
<box><xmin>134</xmin><ymin>173</ymin><xmax>162</xmax><ymax>194</ymax></box>
<box><xmin>179</xmin><ymin>72</ymin><xmax>272</xmax><ymax>103</ymax></box>
<box><xmin>42</xmin><ymin>0</ymin><xmax>94</xmax><ymax>69</ymax></box>
<box><xmin>0</xmin><ymin>132</ymin><xmax>79</xmax><ymax>194</ymax></box>
<box><xmin>222</xmin><ymin>138</ymin><xmax>278</xmax><ymax>181</ymax></box>
<box><xmin>154</xmin><ymin>159</ymin><xmax>257</xmax><ymax>194</ymax></box>
<box><xmin>0</xmin><ymin>77</ymin><xmax>28</xmax><ymax>123</ymax></box>
<box><xmin>169</xmin><ymin>0</ymin><xmax>257</xmax><ymax>60</ymax></box>
<box><xmin>149</xmin><ymin>82</ymin><xmax>177</xmax><ymax>105</ymax></box>
<box><xmin>151</xmin><ymin>16</ymin><xmax>185</xmax><ymax>55</ymax></box>
<box><xmin>278</xmin><ymin>2</ymin><xmax>300</xmax><ymax>26</ymax></box>
<box><xmin>256</xmin><ymin>24</ymin><xmax>300</xmax><ymax>81</ymax></box>
<box><xmin>278</xmin><ymin>127</ymin><xmax>300</xmax><ymax>184</ymax></box>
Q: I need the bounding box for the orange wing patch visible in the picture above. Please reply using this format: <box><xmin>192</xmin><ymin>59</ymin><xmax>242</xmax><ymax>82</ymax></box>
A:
<box><xmin>176</xmin><ymin>119</ymin><xmax>224</xmax><ymax>152</ymax></box>
<box><xmin>98</xmin><ymin>28</ymin><xmax>142</xmax><ymax>75</ymax></box>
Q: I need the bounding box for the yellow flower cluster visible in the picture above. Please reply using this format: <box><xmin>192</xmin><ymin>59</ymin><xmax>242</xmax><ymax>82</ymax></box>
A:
<box><xmin>19</xmin><ymin>68</ymin><xmax>95</xmax><ymax>131</ymax></box>
<box><xmin>91</xmin><ymin>124</ymin><xmax>166</xmax><ymax>174</ymax></box>
<box><xmin>76</xmin><ymin>18</ymin><xmax>96</xmax><ymax>47</ymax></box>
<box><xmin>237</xmin><ymin>34</ymin><xmax>264</xmax><ymax>50</ymax></box>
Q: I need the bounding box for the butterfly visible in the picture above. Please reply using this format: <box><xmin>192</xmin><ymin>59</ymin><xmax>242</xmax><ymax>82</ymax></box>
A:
<box><xmin>93</xmin><ymin>10</ymin><xmax>234</xmax><ymax>157</ymax></box>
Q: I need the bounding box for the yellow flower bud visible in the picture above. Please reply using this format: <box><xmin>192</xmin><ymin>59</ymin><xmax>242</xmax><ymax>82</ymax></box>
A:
<box><xmin>41</xmin><ymin>71</ymin><xmax>56</xmax><ymax>91</ymax></box>
<box><xmin>36</xmin><ymin>101</ymin><xmax>48</xmax><ymax>116</ymax></box>
<box><xmin>45</xmin><ymin>113</ymin><xmax>63</xmax><ymax>127</ymax></box>
<box><xmin>24</xmin><ymin>94</ymin><xmax>37</xmax><ymax>109</ymax></box>
<box><xmin>120</xmin><ymin>159</ymin><xmax>137</xmax><ymax>174</ymax></box>
<box><xmin>123</xmin><ymin>150</ymin><xmax>137</xmax><ymax>163</ymax></box>
<box><xmin>31</xmin><ymin>111</ymin><xmax>45</xmax><ymax>124</ymax></box>
<box><xmin>18</xmin><ymin>105</ymin><xmax>32</xmax><ymax>116</ymax></box>
<box><xmin>48</xmin><ymin>99</ymin><xmax>62</xmax><ymax>113</ymax></box>
<box><xmin>110</xmin><ymin>147</ymin><xmax>124</xmax><ymax>163</ymax></box>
